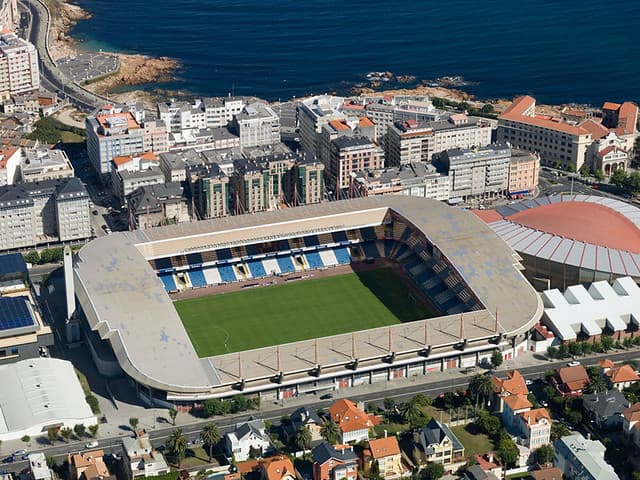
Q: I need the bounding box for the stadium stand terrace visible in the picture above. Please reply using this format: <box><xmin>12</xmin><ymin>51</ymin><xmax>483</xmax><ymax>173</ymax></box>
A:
<box><xmin>73</xmin><ymin>196</ymin><xmax>542</xmax><ymax>402</ymax></box>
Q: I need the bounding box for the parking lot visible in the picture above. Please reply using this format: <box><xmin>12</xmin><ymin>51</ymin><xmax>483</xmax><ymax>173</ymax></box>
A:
<box><xmin>57</xmin><ymin>52</ymin><xmax>120</xmax><ymax>84</ymax></box>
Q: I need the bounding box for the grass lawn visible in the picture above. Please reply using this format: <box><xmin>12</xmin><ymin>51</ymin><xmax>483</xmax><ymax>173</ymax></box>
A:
<box><xmin>451</xmin><ymin>424</ymin><xmax>494</xmax><ymax>459</ymax></box>
<box><xmin>176</xmin><ymin>267</ymin><xmax>432</xmax><ymax>357</ymax></box>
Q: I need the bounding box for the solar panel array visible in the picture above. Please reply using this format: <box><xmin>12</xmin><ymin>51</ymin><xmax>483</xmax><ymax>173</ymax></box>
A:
<box><xmin>0</xmin><ymin>296</ymin><xmax>35</xmax><ymax>331</ymax></box>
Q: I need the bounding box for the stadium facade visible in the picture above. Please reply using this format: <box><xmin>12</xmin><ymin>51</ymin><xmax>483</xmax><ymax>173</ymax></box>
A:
<box><xmin>73</xmin><ymin>197</ymin><xmax>542</xmax><ymax>404</ymax></box>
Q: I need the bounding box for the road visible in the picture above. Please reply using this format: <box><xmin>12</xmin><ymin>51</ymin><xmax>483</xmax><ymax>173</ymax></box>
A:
<box><xmin>20</xmin><ymin>0</ymin><xmax>107</xmax><ymax>111</ymax></box>
<box><xmin>4</xmin><ymin>348</ymin><xmax>640</xmax><ymax>472</ymax></box>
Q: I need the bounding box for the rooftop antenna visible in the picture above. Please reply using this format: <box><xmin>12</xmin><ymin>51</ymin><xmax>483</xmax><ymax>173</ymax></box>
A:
<box><xmin>459</xmin><ymin>314</ymin><xmax>464</xmax><ymax>340</ymax></box>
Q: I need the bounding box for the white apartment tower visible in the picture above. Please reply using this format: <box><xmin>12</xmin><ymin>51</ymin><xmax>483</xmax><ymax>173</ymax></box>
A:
<box><xmin>0</xmin><ymin>31</ymin><xmax>39</xmax><ymax>99</ymax></box>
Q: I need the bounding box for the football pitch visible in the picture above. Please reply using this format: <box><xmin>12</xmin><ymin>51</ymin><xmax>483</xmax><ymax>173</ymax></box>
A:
<box><xmin>175</xmin><ymin>267</ymin><xmax>433</xmax><ymax>357</ymax></box>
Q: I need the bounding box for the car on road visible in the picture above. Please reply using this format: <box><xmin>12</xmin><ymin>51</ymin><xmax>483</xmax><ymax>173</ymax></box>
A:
<box><xmin>13</xmin><ymin>450</ymin><xmax>27</xmax><ymax>457</ymax></box>
<box><xmin>591</xmin><ymin>185</ymin><xmax>600</xmax><ymax>189</ymax></box>
<box><xmin>85</xmin><ymin>441</ymin><xmax>99</xmax><ymax>449</ymax></box>
<box><xmin>567</xmin><ymin>360</ymin><xmax>581</xmax><ymax>367</ymax></box>
<box><xmin>2</xmin><ymin>456</ymin><xmax>14</xmax><ymax>464</ymax></box>
<box><xmin>525</xmin><ymin>379</ymin><xmax>533</xmax><ymax>386</ymax></box>
<box><xmin>320</xmin><ymin>393</ymin><xmax>334</xmax><ymax>400</ymax></box>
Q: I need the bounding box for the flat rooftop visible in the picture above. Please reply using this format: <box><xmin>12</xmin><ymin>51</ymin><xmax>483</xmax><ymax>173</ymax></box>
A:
<box><xmin>74</xmin><ymin>196</ymin><xmax>541</xmax><ymax>395</ymax></box>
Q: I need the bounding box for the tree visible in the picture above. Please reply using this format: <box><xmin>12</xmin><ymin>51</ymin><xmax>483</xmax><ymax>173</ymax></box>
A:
<box><xmin>611</xmin><ymin>169</ymin><xmax>628</xmax><ymax>188</ymax></box>
<box><xmin>594</xmin><ymin>169</ymin><xmax>605</xmax><ymax>181</ymax></box>
<box><xmin>73</xmin><ymin>424</ymin><xmax>86</xmax><ymax>439</ymax></box>
<box><xmin>469</xmin><ymin>374</ymin><xmax>494</xmax><ymax>410</ymax></box>
<box><xmin>601</xmin><ymin>335</ymin><xmax>614</xmax><ymax>352</ymax></box>
<box><xmin>203</xmin><ymin>398</ymin><xmax>230</xmax><ymax>417</ymax></box>
<box><xmin>546</xmin><ymin>346</ymin><xmax>558</xmax><ymax>358</ymax></box>
<box><xmin>167</xmin><ymin>428</ymin><xmax>187</xmax><ymax>468</ymax></box>
<box><xmin>497</xmin><ymin>433</ymin><xmax>519</xmax><ymax>468</ymax></box>
<box><xmin>481</xmin><ymin>104</ymin><xmax>494</xmax><ymax>114</ymax></box>
<box><xmin>579</xmin><ymin>163</ymin><xmax>591</xmax><ymax>177</ymax></box>
<box><xmin>557</xmin><ymin>343</ymin><xmax>569</xmax><ymax>358</ymax></box>
<box><xmin>412</xmin><ymin>393</ymin><xmax>433</xmax><ymax>407</ymax></box>
<box><xmin>21</xmin><ymin>435</ymin><xmax>30</xmax><ymax>443</ymax></box>
<box><xmin>399</xmin><ymin>399</ymin><xmax>426</xmax><ymax>428</ymax></box>
<box><xmin>625</xmin><ymin>171</ymin><xmax>640</xmax><ymax>195</ymax></box>
<box><xmin>491</xmin><ymin>350</ymin><xmax>503</xmax><ymax>369</ymax></box>
<box><xmin>230</xmin><ymin>394</ymin><xmax>249</xmax><ymax>413</ymax></box>
<box><xmin>169</xmin><ymin>408</ymin><xmax>178</xmax><ymax>426</ymax></box>
<box><xmin>477</xmin><ymin>411</ymin><xmax>501</xmax><ymax>437</ymax></box>
<box><xmin>47</xmin><ymin>427</ymin><xmax>59</xmax><ymax>444</ymax></box>
<box><xmin>550</xmin><ymin>422</ymin><xmax>570</xmax><ymax>441</ymax></box>
<box><xmin>295</xmin><ymin>426</ymin><xmax>312</xmax><ymax>453</ymax></box>
<box><xmin>129</xmin><ymin>417</ymin><xmax>140</xmax><ymax>435</ymax></box>
<box><xmin>589</xmin><ymin>375</ymin><xmax>607</xmax><ymax>396</ymax></box>
<box><xmin>200</xmin><ymin>423</ymin><xmax>220</xmax><ymax>461</ymax></box>
<box><xmin>320</xmin><ymin>420</ymin><xmax>340</xmax><ymax>445</ymax></box>
<box><xmin>533</xmin><ymin>444</ymin><xmax>554</xmax><ymax>465</ymax></box>
<box><xmin>88</xmin><ymin>424</ymin><xmax>99</xmax><ymax>438</ymax></box>
<box><xmin>422</xmin><ymin>462</ymin><xmax>445</xmax><ymax>480</ymax></box>
<box><xmin>383</xmin><ymin>397</ymin><xmax>396</xmax><ymax>415</ymax></box>
<box><xmin>23</xmin><ymin>251</ymin><xmax>40</xmax><ymax>265</ymax></box>
<box><xmin>60</xmin><ymin>427</ymin><xmax>73</xmax><ymax>443</ymax></box>
<box><xmin>568</xmin><ymin>342</ymin><xmax>583</xmax><ymax>357</ymax></box>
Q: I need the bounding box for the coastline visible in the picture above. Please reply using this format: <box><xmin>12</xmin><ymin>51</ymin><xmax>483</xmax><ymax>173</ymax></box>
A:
<box><xmin>47</xmin><ymin>0</ymin><xmax>180</xmax><ymax>106</ymax></box>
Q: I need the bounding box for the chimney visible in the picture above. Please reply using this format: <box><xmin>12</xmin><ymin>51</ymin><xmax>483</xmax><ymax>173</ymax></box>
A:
<box><xmin>384</xmin><ymin>430</ymin><xmax>388</xmax><ymax>438</ymax></box>
<box><xmin>587</xmin><ymin>432</ymin><xmax>591</xmax><ymax>440</ymax></box>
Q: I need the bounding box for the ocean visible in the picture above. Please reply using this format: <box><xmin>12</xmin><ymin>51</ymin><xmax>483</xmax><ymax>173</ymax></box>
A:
<box><xmin>70</xmin><ymin>0</ymin><xmax>640</xmax><ymax>105</ymax></box>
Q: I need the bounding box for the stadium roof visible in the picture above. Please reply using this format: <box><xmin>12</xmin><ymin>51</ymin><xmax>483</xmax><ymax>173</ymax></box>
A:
<box><xmin>477</xmin><ymin>195</ymin><xmax>640</xmax><ymax>277</ymax></box>
<box><xmin>0</xmin><ymin>358</ymin><xmax>96</xmax><ymax>441</ymax></box>
<box><xmin>74</xmin><ymin>196</ymin><xmax>542</xmax><ymax>394</ymax></box>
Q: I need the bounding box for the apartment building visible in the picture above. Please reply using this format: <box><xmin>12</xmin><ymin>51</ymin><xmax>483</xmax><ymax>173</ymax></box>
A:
<box><xmin>438</xmin><ymin>144</ymin><xmax>510</xmax><ymax>199</ymax></box>
<box><xmin>298</xmin><ymin>95</ymin><xmax>347</xmax><ymax>157</ymax></box>
<box><xmin>497</xmin><ymin>96</ymin><xmax>592</xmax><ymax>171</ymax></box>
<box><xmin>188</xmin><ymin>162</ymin><xmax>230</xmax><ymax>219</ymax></box>
<box><xmin>127</xmin><ymin>182</ymin><xmax>190</xmax><ymax>229</ymax></box>
<box><xmin>503</xmin><ymin>394</ymin><xmax>552</xmax><ymax>450</ymax></box>
<box><xmin>0</xmin><ymin>0</ymin><xmax>18</xmax><ymax>30</ymax></box>
<box><xmin>354</xmin><ymin>162</ymin><xmax>450</xmax><ymax>201</ymax></box>
<box><xmin>20</xmin><ymin>148</ymin><xmax>74</xmax><ymax>183</ymax></box>
<box><xmin>110</xmin><ymin>152</ymin><xmax>164</xmax><ymax>205</ymax></box>
<box><xmin>508</xmin><ymin>149</ymin><xmax>539</xmax><ymax>196</ymax></box>
<box><xmin>86</xmin><ymin>105</ymin><xmax>169</xmax><ymax>175</ymax></box>
<box><xmin>386</xmin><ymin>114</ymin><xmax>492</xmax><ymax>166</ymax></box>
<box><xmin>230</xmin><ymin>102</ymin><xmax>280</xmax><ymax>148</ymax></box>
<box><xmin>121</xmin><ymin>433</ymin><xmax>169</xmax><ymax>478</ymax></box>
<box><xmin>328</xmin><ymin>136</ymin><xmax>384</xmax><ymax>191</ymax></box>
<box><xmin>554</xmin><ymin>433</ymin><xmax>620</xmax><ymax>480</ymax></box>
<box><xmin>294</xmin><ymin>155</ymin><xmax>324</xmax><ymax>206</ymax></box>
<box><xmin>0</xmin><ymin>177</ymin><xmax>90</xmax><ymax>250</ymax></box>
<box><xmin>0</xmin><ymin>145</ymin><xmax>21</xmax><ymax>185</ymax></box>
<box><xmin>0</xmin><ymin>31</ymin><xmax>39</xmax><ymax>99</ymax></box>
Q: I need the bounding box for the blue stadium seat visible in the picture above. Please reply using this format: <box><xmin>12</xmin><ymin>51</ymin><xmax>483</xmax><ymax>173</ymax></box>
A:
<box><xmin>333</xmin><ymin>247</ymin><xmax>351</xmax><ymax>265</ymax></box>
<box><xmin>277</xmin><ymin>256</ymin><xmax>295</xmax><ymax>273</ymax></box>
<box><xmin>246</xmin><ymin>259</ymin><xmax>267</xmax><ymax>278</ymax></box>
<box><xmin>305</xmin><ymin>251</ymin><xmax>324</xmax><ymax>269</ymax></box>
<box><xmin>189</xmin><ymin>269</ymin><xmax>207</xmax><ymax>288</ymax></box>
<box><xmin>218</xmin><ymin>265</ymin><xmax>237</xmax><ymax>283</ymax></box>
<box><xmin>158</xmin><ymin>273</ymin><xmax>177</xmax><ymax>292</ymax></box>
<box><xmin>361</xmin><ymin>242</ymin><xmax>379</xmax><ymax>259</ymax></box>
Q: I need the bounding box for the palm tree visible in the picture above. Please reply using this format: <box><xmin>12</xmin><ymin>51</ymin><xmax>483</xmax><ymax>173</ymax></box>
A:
<box><xmin>469</xmin><ymin>374</ymin><xmax>494</xmax><ymax>411</ymax></box>
<box><xmin>320</xmin><ymin>420</ymin><xmax>340</xmax><ymax>445</ymax></box>
<box><xmin>60</xmin><ymin>427</ymin><xmax>73</xmax><ymax>443</ymax></box>
<box><xmin>399</xmin><ymin>399</ymin><xmax>423</xmax><ymax>427</ymax></box>
<box><xmin>167</xmin><ymin>428</ymin><xmax>187</xmax><ymax>468</ymax></box>
<box><xmin>169</xmin><ymin>408</ymin><xmax>178</xmax><ymax>426</ymax></box>
<box><xmin>200</xmin><ymin>423</ymin><xmax>220</xmax><ymax>462</ymax></box>
<box><xmin>295</xmin><ymin>426</ymin><xmax>312</xmax><ymax>453</ymax></box>
<box><xmin>589</xmin><ymin>376</ymin><xmax>607</xmax><ymax>398</ymax></box>
<box><xmin>129</xmin><ymin>417</ymin><xmax>140</xmax><ymax>436</ymax></box>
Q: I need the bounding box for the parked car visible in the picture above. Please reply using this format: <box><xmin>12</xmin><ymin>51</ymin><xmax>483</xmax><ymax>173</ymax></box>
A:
<box><xmin>525</xmin><ymin>379</ymin><xmax>533</xmax><ymax>386</ymax></box>
<box><xmin>85</xmin><ymin>441</ymin><xmax>99</xmax><ymax>449</ymax></box>
<box><xmin>320</xmin><ymin>393</ymin><xmax>334</xmax><ymax>400</ymax></box>
<box><xmin>13</xmin><ymin>450</ymin><xmax>27</xmax><ymax>457</ymax></box>
<box><xmin>2</xmin><ymin>456</ymin><xmax>14</xmax><ymax>464</ymax></box>
<box><xmin>568</xmin><ymin>360</ymin><xmax>581</xmax><ymax>367</ymax></box>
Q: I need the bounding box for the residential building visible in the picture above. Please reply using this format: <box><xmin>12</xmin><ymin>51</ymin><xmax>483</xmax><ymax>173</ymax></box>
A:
<box><xmin>463</xmin><ymin>465</ymin><xmax>499</xmax><ymax>480</ymax></box>
<box><xmin>317</xmin><ymin>117</ymin><xmax>375</xmax><ymax>171</ymax></box>
<box><xmin>169</xmin><ymin>126</ymin><xmax>240</xmax><ymax>153</ymax></box>
<box><xmin>224</xmin><ymin>418</ymin><xmax>272</xmax><ymax>462</ymax></box>
<box><xmin>230</xmin><ymin>102</ymin><xmax>280</xmax><ymax>148</ymax></box>
<box><xmin>328</xmin><ymin>399</ymin><xmax>373</xmax><ymax>444</ymax></box>
<box><xmin>0</xmin><ymin>358</ymin><xmax>96</xmax><ymax>441</ymax></box>
<box><xmin>327</xmin><ymin>136</ymin><xmax>384</xmax><ymax>191</ymax></box>
<box><xmin>121</xmin><ymin>433</ymin><xmax>170</xmax><ymax>478</ymax></box>
<box><xmin>529</xmin><ymin>466</ymin><xmax>563</xmax><ymax>480</ymax></box>
<box><xmin>497</xmin><ymin>96</ymin><xmax>592</xmax><ymax>171</ymax></box>
<box><xmin>472</xmin><ymin>453</ymin><xmax>502</xmax><ymax>479</ymax></box>
<box><xmin>188</xmin><ymin>163</ymin><xmax>230</xmax><ymax>219</ymax></box>
<box><xmin>298</xmin><ymin>95</ymin><xmax>346</xmax><ymax>158</ymax></box>
<box><xmin>508</xmin><ymin>150</ymin><xmax>539</xmax><ymax>197</ymax></box>
<box><xmin>0</xmin><ymin>177</ymin><xmax>91</xmax><ymax>251</ymax></box>
<box><xmin>0</xmin><ymin>0</ymin><xmax>18</xmax><ymax>31</ymax></box>
<box><xmin>492</xmin><ymin>370</ymin><xmax>529</xmax><ymax>412</ymax></box>
<box><xmin>0</xmin><ymin>145</ymin><xmax>21</xmax><ymax>185</ymax></box>
<box><xmin>601</xmin><ymin>101</ymin><xmax>638</xmax><ymax>151</ymax></box>
<box><xmin>203</xmin><ymin>96</ymin><xmax>248</xmax><ymax>128</ymax></box>
<box><xmin>127</xmin><ymin>183</ymin><xmax>190</xmax><ymax>230</ymax></box>
<box><xmin>353</xmin><ymin>162</ymin><xmax>451</xmax><ymax>200</ymax></box>
<box><xmin>294</xmin><ymin>155</ymin><xmax>324</xmax><ymax>206</ymax></box>
<box><xmin>361</xmin><ymin>435</ymin><xmax>404</xmax><ymax>479</ymax></box>
<box><xmin>502</xmin><ymin>395</ymin><xmax>552</xmax><ymax>450</ymax></box>
<box><xmin>553</xmin><ymin>433</ymin><xmax>620</xmax><ymax>480</ymax></box>
<box><xmin>1</xmin><ymin>92</ymin><xmax>39</xmax><ymax>114</ymax></box>
<box><xmin>0</xmin><ymin>32</ymin><xmax>39</xmax><ymax>99</ymax></box>
<box><xmin>110</xmin><ymin>152</ymin><xmax>164</xmax><ymax>205</ymax></box>
<box><xmin>68</xmin><ymin>450</ymin><xmax>116</xmax><ymax>480</ymax></box>
<box><xmin>311</xmin><ymin>442</ymin><xmax>358</xmax><ymax>480</ymax></box>
<box><xmin>582</xmin><ymin>390</ymin><xmax>629</xmax><ymax>429</ymax></box>
<box><xmin>552</xmin><ymin>365</ymin><xmax>590</xmax><ymax>397</ymax></box>
<box><xmin>386</xmin><ymin>115</ymin><xmax>492</xmax><ymax>166</ymax></box>
<box><xmin>437</xmin><ymin>144</ymin><xmax>510</xmax><ymax>199</ymax></box>
<box><xmin>26</xmin><ymin>452</ymin><xmax>54</xmax><ymax>480</ymax></box>
<box><xmin>158</xmin><ymin>150</ymin><xmax>195</xmax><ymax>183</ymax></box>
<box><xmin>259</xmin><ymin>456</ymin><xmax>299</xmax><ymax>480</ymax></box>
<box><xmin>283</xmin><ymin>407</ymin><xmax>323</xmax><ymax>443</ymax></box>
<box><xmin>622</xmin><ymin>402</ymin><xmax>640</xmax><ymax>449</ymax></box>
<box><xmin>20</xmin><ymin>148</ymin><xmax>74</xmax><ymax>183</ymax></box>
<box><xmin>599</xmin><ymin>360</ymin><xmax>640</xmax><ymax>391</ymax></box>
<box><xmin>157</xmin><ymin>99</ymin><xmax>207</xmax><ymax>134</ymax></box>
<box><xmin>417</xmin><ymin>418</ymin><xmax>465</xmax><ymax>466</ymax></box>
<box><xmin>86</xmin><ymin>104</ymin><xmax>168</xmax><ymax>175</ymax></box>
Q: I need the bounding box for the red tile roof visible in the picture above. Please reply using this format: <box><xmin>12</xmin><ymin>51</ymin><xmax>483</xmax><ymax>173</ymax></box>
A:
<box><xmin>578</xmin><ymin>119</ymin><xmax>609</xmax><ymax>140</ymax></box>
<box><xmin>472</xmin><ymin>209</ymin><xmax>503</xmax><ymax>223</ymax></box>
<box><xmin>368</xmin><ymin>437</ymin><xmax>400</xmax><ymax>459</ymax></box>
<box><xmin>493</xmin><ymin>370</ymin><xmax>529</xmax><ymax>396</ymax></box>
<box><xmin>616</xmin><ymin>102</ymin><xmax>638</xmax><ymax>135</ymax></box>
<box><xmin>623</xmin><ymin>402</ymin><xmax>640</xmax><ymax>423</ymax></box>
<box><xmin>504</xmin><ymin>394</ymin><xmax>532</xmax><ymax>411</ymax></box>
<box><xmin>520</xmin><ymin>408</ymin><xmax>551</xmax><ymax>425</ymax></box>
<box><xmin>606</xmin><ymin>364</ymin><xmax>640</xmax><ymax>384</ymax></box>
<box><xmin>500</xmin><ymin>96</ymin><xmax>590</xmax><ymax>136</ymax></box>
<box><xmin>262</xmin><ymin>456</ymin><xmax>297</xmax><ymax>480</ymax></box>
<box><xmin>329</xmin><ymin>399</ymin><xmax>373</xmax><ymax>433</ymax></box>
<box><xmin>557</xmin><ymin>365</ymin><xmax>590</xmax><ymax>392</ymax></box>
<box><xmin>328</xmin><ymin>120</ymin><xmax>350</xmax><ymax>131</ymax></box>
<box><xmin>358</xmin><ymin>116</ymin><xmax>375</xmax><ymax>128</ymax></box>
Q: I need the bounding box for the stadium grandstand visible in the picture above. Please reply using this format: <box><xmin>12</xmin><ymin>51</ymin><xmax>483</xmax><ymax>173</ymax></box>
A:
<box><xmin>73</xmin><ymin>196</ymin><xmax>542</xmax><ymax>404</ymax></box>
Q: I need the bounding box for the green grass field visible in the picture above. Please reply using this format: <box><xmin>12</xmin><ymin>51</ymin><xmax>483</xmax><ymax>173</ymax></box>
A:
<box><xmin>175</xmin><ymin>267</ymin><xmax>432</xmax><ymax>357</ymax></box>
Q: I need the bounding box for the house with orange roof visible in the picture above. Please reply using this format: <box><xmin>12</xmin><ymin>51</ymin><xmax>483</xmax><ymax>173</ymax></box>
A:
<box><xmin>622</xmin><ymin>402</ymin><xmax>640</xmax><ymax>448</ymax></box>
<box><xmin>497</xmin><ymin>96</ymin><xmax>593</xmax><ymax>171</ymax></box>
<box><xmin>328</xmin><ymin>399</ymin><xmax>374</xmax><ymax>443</ymax></box>
<box><xmin>602</xmin><ymin>362</ymin><xmax>640</xmax><ymax>391</ymax></box>
<box><xmin>492</xmin><ymin>370</ymin><xmax>529</xmax><ymax>412</ymax></box>
<box><xmin>0</xmin><ymin>145</ymin><xmax>21</xmax><ymax>186</ymax></box>
<box><xmin>472</xmin><ymin>453</ymin><xmax>502</xmax><ymax>479</ymax></box>
<box><xmin>502</xmin><ymin>394</ymin><xmax>552</xmax><ymax>450</ymax></box>
<box><xmin>360</xmin><ymin>435</ymin><xmax>404</xmax><ymax>479</ymax></box>
<box><xmin>552</xmin><ymin>365</ymin><xmax>590</xmax><ymax>397</ymax></box>
<box><xmin>602</xmin><ymin>101</ymin><xmax>638</xmax><ymax>143</ymax></box>
<box><xmin>68</xmin><ymin>450</ymin><xmax>116</xmax><ymax>480</ymax></box>
<box><xmin>527</xmin><ymin>323</ymin><xmax>555</xmax><ymax>353</ymax></box>
<box><xmin>110</xmin><ymin>152</ymin><xmax>164</xmax><ymax>204</ymax></box>
<box><xmin>260</xmin><ymin>456</ymin><xmax>299</xmax><ymax>480</ymax></box>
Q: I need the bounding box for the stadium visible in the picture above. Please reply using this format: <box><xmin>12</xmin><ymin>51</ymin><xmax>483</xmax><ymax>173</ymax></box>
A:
<box><xmin>475</xmin><ymin>195</ymin><xmax>640</xmax><ymax>291</ymax></box>
<box><xmin>73</xmin><ymin>196</ymin><xmax>543</xmax><ymax>404</ymax></box>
